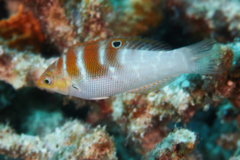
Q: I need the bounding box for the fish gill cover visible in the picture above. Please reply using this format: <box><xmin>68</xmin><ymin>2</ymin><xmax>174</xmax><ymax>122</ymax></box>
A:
<box><xmin>0</xmin><ymin>0</ymin><xmax>240</xmax><ymax>160</ymax></box>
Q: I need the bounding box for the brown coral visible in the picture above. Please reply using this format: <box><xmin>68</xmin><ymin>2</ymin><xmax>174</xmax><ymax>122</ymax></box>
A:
<box><xmin>3</xmin><ymin>0</ymin><xmax>165</xmax><ymax>53</ymax></box>
<box><xmin>142</xmin><ymin>129</ymin><xmax>197</xmax><ymax>160</ymax></box>
<box><xmin>64</xmin><ymin>0</ymin><xmax>164</xmax><ymax>42</ymax></box>
<box><xmin>75</xmin><ymin>0</ymin><xmax>114</xmax><ymax>41</ymax></box>
<box><xmin>214</xmin><ymin>48</ymin><xmax>240</xmax><ymax>109</ymax></box>
<box><xmin>0</xmin><ymin>44</ymin><xmax>49</xmax><ymax>89</ymax></box>
<box><xmin>87</xmin><ymin>91</ymin><xmax>193</xmax><ymax>154</ymax></box>
<box><xmin>0</xmin><ymin>120</ymin><xmax>117</xmax><ymax>160</ymax></box>
<box><xmin>0</xmin><ymin>4</ymin><xmax>44</xmax><ymax>52</ymax></box>
<box><xmin>129</xmin><ymin>0</ymin><xmax>163</xmax><ymax>35</ymax></box>
<box><xmin>5</xmin><ymin>0</ymin><xmax>77</xmax><ymax>52</ymax></box>
<box><xmin>165</xmin><ymin>0</ymin><xmax>240</xmax><ymax>43</ymax></box>
<box><xmin>217</xmin><ymin>132</ymin><xmax>240</xmax><ymax>150</ymax></box>
<box><xmin>109</xmin><ymin>0</ymin><xmax>164</xmax><ymax>36</ymax></box>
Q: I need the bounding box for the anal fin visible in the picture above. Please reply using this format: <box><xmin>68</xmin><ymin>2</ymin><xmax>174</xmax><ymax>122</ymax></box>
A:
<box><xmin>127</xmin><ymin>75</ymin><xmax>179</xmax><ymax>94</ymax></box>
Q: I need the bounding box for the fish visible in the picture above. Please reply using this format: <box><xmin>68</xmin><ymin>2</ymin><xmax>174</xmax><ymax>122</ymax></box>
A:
<box><xmin>36</xmin><ymin>37</ymin><xmax>224</xmax><ymax>100</ymax></box>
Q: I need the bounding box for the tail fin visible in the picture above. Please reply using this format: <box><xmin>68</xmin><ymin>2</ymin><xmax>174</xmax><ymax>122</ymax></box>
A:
<box><xmin>185</xmin><ymin>39</ymin><xmax>224</xmax><ymax>74</ymax></box>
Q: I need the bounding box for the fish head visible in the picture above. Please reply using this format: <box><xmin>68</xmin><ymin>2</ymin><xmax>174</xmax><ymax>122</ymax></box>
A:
<box><xmin>37</xmin><ymin>58</ymin><xmax>69</xmax><ymax>95</ymax></box>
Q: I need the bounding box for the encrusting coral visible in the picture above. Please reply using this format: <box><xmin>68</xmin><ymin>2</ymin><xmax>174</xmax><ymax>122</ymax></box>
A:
<box><xmin>165</xmin><ymin>0</ymin><xmax>240</xmax><ymax>42</ymax></box>
<box><xmin>217</xmin><ymin>132</ymin><xmax>240</xmax><ymax>150</ymax></box>
<box><xmin>0</xmin><ymin>44</ymin><xmax>48</xmax><ymax>89</ymax></box>
<box><xmin>4</xmin><ymin>0</ymin><xmax>164</xmax><ymax>52</ymax></box>
<box><xmin>5</xmin><ymin>0</ymin><xmax>77</xmax><ymax>52</ymax></box>
<box><xmin>64</xmin><ymin>0</ymin><xmax>114</xmax><ymax>42</ymax></box>
<box><xmin>64</xmin><ymin>0</ymin><xmax>164</xmax><ymax>41</ymax></box>
<box><xmin>0</xmin><ymin>120</ymin><xmax>117</xmax><ymax>160</ymax></box>
<box><xmin>142</xmin><ymin>129</ymin><xmax>196</xmax><ymax>160</ymax></box>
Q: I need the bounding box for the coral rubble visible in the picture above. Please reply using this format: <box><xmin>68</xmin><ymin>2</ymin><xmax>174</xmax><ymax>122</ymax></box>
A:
<box><xmin>166</xmin><ymin>0</ymin><xmax>240</xmax><ymax>42</ymax></box>
<box><xmin>3</xmin><ymin>0</ymin><xmax>164</xmax><ymax>52</ymax></box>
<box><xmin>65</xmin><ymin>0</ymin><xmax>164</xmax><ymax>41</ymax></box>
<box><xmin>0</xmin><ymin>120</ymin><xmax>117</xmax><ymax>160</ymax></box>
<box><xmin>0</xmin><ymin>4</ymin><xmax>44</xmax><ymax>52</ymax></box>
<box><xmin>7</xmin><ymin>0</ymin><xmax>77</xmax><ymax>52</ymax></box>
<box><xmin>0</xmin><ymin>44</ymin><xmax>48</xmax><ymax>89</ymax></box>
<box><xmin>142</xmin><ymin>129</ymin><xmax>196</xmax><ymax>160</ymax></box>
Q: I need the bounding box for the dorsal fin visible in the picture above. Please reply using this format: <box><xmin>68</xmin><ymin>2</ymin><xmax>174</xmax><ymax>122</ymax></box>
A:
<box><xmin>72</xmin><ymin>37</ymin><xmax>170</xmax><ymax>51</ymax></box>
<box><xmin>118</xmin><ymin>37</ymin><xmax>170</xmax><ymax>51</ymax></box>
<box><xmin>72</xmin><ymin>39</ymin><xmax>103</xmax><ymax>48</ymax></box>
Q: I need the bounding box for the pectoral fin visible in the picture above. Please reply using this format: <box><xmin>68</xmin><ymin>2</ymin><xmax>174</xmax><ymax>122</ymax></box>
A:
<box><xmin>127</xmin><ymin>75</ymin><xmax>179</xmax><ymax>94</ymax></box>
<box><xmin>71</xmin><ymin>76</ymin><xmax>84</xmax><ymax>92</ymax></box>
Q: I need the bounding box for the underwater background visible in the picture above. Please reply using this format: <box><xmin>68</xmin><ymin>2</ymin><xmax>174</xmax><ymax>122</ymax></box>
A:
<box><xmin>0</xmin><ymin>0</ymin><xmax>240</xmax><ymax>159</ymax></box>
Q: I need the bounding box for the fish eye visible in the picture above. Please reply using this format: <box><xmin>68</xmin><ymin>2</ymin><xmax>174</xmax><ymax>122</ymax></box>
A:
<box><xmin>43</xmin><ymin>77</ymin><xmax>52</xmax><ymax>85</ymax></box>
<box><xmin>111</xmin><ymin>40</ymin><xmax>122</xmax><ymax>48</ymax></box>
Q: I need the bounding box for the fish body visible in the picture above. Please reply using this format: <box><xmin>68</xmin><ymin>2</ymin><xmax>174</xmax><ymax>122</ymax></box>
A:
<box><xmin>37</xmin><ymin>38</ymin><xmax>223</xmax><ymax>100</ymax></box>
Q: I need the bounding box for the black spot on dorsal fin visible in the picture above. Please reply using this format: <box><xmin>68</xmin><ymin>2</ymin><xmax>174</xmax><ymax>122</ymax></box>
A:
<box><xmin>72</xmin><ymin>37</ymin><xmax>170</xmax><ymax>51</ymax></box>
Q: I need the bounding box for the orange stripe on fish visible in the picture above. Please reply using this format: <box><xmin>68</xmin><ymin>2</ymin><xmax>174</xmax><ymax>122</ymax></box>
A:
<box><xmin>57</xmin><ymin>57</ymin><xmax>63</xmax><ymax>73</ymax></box>
<box><xmin>66</xmin><ymin>48</ymin><xmax>80</xmax><ymax>77</ymax></box>
<box><xmin>106</xmin><ymin>39</ymin><xmax>124</xmax><ymax>65</ymax></box>
<box><xmin>83</xmin><ymin>42</ymin><xmax>107</xmax><ymax>77</ymax></box>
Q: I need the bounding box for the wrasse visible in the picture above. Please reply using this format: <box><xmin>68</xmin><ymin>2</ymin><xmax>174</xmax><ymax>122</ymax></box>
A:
<box><xmin>37</xmin><ymin>38</ymin><xmax>223</xmax><ymax>100</ymax></box>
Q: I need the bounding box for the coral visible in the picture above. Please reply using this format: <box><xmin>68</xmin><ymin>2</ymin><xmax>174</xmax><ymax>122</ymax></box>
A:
<box><xmin>0</xmin><ymin>44</ymin><xmax>48</xmax><ymax>89</ymax></box>
<box><xmin>64</xmin><ymin>0</ymin><xmax>163</xmax><ymax>42</ymax></box>
<box><xmin>0</xmin><ymin>120</ymin><xmax>117</xmax><ymax>160</ymax></box>
<box><xmin>165</xmin><ymin>0</ymin><xmax>240</xmax><ymax>42</ymax></box>
<box><xmin>64</xmin><ymin>0</ymin><xmax>114</xmax><ymax>42</ymax></box>
<box><xmin>212</xmin><ymin>102</ymin><xmax>240</xmax><ymax>158</ymax></box>
<box><xmin>5</xmin><ymin>0</ymin><xmax>77</xmax><ymax>52</ymax></box>
<box><xmin>216</xmin><ymin>42</ymin><xmax>240</xmax><ymax>109</ymax></box>
<box><xmin>195</xmin><ymin>104</ymin><xmax>239</xmax><ymax>159</ymax></box>
<box><xmin>217</xmin><ymin>132</ymin><xmax>240</xmax><ymax>150</ymax></box>
<box><xmin>0</xmin><ymin>4</ymin><xmax>44</xmax><ymax>52</ymax></box>
<box><xmin>3</xmin><ymin>0</ymin><xmax>164</xmax><ymax>52</ymax></box>
<box><xmin>111</xmin><ymin>0</ymin><xmax>163</xmax><ymax>36</ymax></box>
<box><xmin>142</xmin><ymin>129</ymin><xmax>196</xmax><ymax>160</ymax></box>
